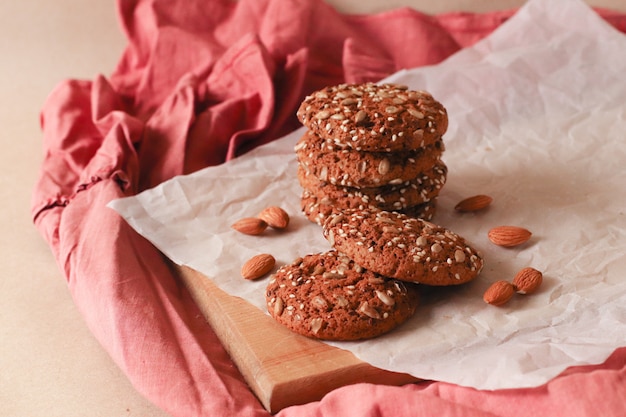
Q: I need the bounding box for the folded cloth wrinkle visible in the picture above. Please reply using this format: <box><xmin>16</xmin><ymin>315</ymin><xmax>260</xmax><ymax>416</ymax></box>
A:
<box><xmin>279</xmin><ymin>382</ymin><xmax>502</xmax><ymax>417</ymax></box>
<box><xmin>193</xmin><ymin>34</ymin><xmax>278</xmax><ymax>166</ymax></box>
<box><xmin>139</xmin><ymin>74</ymin><xmax>196</xmax><ymax>190</ymax></box>
<box><xmin>31</xmin><ymin>0</ymin><xmax>626</xmax><ymax>416</ymax></box>
<box><xmin>92</xmin><ymin>75</ymin><xmax>130</xmax><ymax>124</ymax></box>
<box><xmin>345</xmin><ymin>7</ymin><xmax>462</xmax><ymax>71</ymax></box>
<box><xmin>31</xmin><ymin>81</ymin><xmax>105</xmax><ymax>237</ymax></box>
<box><xmin>435</xmin><ymin>10</ymin><xmax>515</xmax><ymax>47</ymax></box>
<box><xmin>258</xmin><ymin>48</ymin><xmax>310</xmax><ymax>146</ymax></box>
<box><xmin>416</xmin><ymin>348</ymin><xmax>626</xmax><ymax>417</ymax></box>
<box><xmin>56</xmin><ymin>180</ymin><xmax>268</xmax><ymax>417</ymax></box>
<box><xmin>342</xmin><ymin>37</ymin><xmax>396</xmax><ymax>84</ymax></box>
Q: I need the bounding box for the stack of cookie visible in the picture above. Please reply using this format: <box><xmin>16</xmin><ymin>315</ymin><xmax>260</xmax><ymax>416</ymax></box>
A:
<box><xmin>265</xmin><ymin>209</ymin><xmax>484</xmax><ymax>341</ymax></box>
<box><xmin>294</xmin><ymin>82</ymin><xmax>448</xmax><ymax>225</ymax></box>
<box><xmin>263</xmin><ymin>84</ymin><xmax>484</xmax><ymax>342</ymax></box>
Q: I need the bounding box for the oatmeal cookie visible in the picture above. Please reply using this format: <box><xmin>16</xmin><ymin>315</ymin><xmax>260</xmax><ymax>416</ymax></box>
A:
<box><xmin>265</xmin><ymin>251</ymin><xmax>420</xmax><ymax>340</ymax></box>
<box><xmin>295</xmin><ymin>129</ymin><xmax>445</xmax><ymax>188</ymax></box>
<box><xmin>322</xmin><ymin>208</ymin><xmax>483</xmax><ymax>286</ymax></box>
<box><xmin>296</xmin><ymin>82</ymin><xmax>448</xmax><ymax>152</ymax></box>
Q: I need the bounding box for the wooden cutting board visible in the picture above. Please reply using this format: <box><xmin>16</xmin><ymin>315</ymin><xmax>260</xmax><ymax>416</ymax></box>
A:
<box><xmin>174</xmin><ymin>264</ymin><xmax>419</xmax><ymax>413</ymax></box>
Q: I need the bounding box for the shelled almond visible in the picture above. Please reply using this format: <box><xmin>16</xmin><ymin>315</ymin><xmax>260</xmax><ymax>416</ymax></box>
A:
<box><xmin>512</xmin><ymin>267</ymin><xmax>543</xmax><ymax>294</ymax></box>
<box><xmin>487</xmin><ymin>226</ymin><xmax>532</xmax><ymax>247</ymax></box>
<box><xmin>231</xmin><ymin>217</ymin><xmax>268</xmax><ymax>235</ymax></box>
<box><xmin>454</xmin><ymin>194</ymin><xmax>493</xmax><ymax>212</ymax></box>
<box><xmin>258</xmin><ymin>206</ymin><xmax>290</xmax><ymax>229</ymax></box>
<box><xmin>241</xmin><ymin>253</ymin><xmax>276</xmax><ymax>280</ymax></box>
<box><xmin>483</xmin><ymin>280</ymin><xmax>516</xmax><ymax>306</ymax></box>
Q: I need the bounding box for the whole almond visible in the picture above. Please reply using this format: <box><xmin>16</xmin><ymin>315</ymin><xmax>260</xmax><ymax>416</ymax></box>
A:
<box><xmin>258</xmin><ymin>206</ymin><xmax>290</xmax><ymax>229</ymax></box>
<box><xmin>241</xmin><ymin>253</ymin><xmax>276</xmax><ymax>280</ymax></box>
<box><xmin>487</xmin><ymin>226</ymin><xmax>532</xmax><ymax>247</ymax></box>
<box><xmin>483</xmin><ymin>280</ymin><xmax>516</xmax><ymax>306</ymax></box>
<box><xmin>455</xmin><ymin>194</ymin><xmax>493</xmax><ymax>212</ymax></box>
<box><xmin>231</xmin><ymin>217</ymin><xmax>267</xmax><ymax>235</ymax></box>
<box><xmin>512</xmin><ymin>267</ymin><xmax>543</xmax><ymax>294</ymax></box>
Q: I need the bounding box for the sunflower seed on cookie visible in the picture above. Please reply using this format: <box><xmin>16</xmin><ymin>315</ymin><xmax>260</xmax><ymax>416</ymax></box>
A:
<box><xmin>296</xmin><ymin>83</ymin><xmax>448</xmax><ymax>152</ymax></box>
<box><xmin>322</xmin><ymin>208</ymin><xmax>483</xmax><ymax>286</ymax></box>
<box><xmin>265</xmin><ymin>250</ymin><xmax>419</xmax><ymax>340</ymax></box>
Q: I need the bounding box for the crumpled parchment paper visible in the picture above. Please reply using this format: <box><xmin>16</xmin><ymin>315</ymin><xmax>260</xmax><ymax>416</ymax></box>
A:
<box><xmin>109</xmin><ymin>0</ymin><xmax>626</xmax><ymax>390</ymax></box>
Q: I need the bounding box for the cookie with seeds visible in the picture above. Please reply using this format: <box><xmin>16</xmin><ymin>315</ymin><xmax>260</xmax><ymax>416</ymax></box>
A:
<box><xmin>296</xmin><ymin>82</ymin><xmax>448</xmax><ymax>152</ymax></box>
<box><xmin>402</xmin><ymin>200</ymin><xmax>438</xmax><ymax>220</ymax></box>
<box><xmin>295</xmin><ymin>130</ymin><xmax>445</xmax><ymax>188</ymax></box>
<box><xmin>322</xmin><ymin>208</ymin><xmax>483</xmax><ymax>286</ymax></box>
<box><xmin>265</xmin><ymin>250</ymin><xmax>420</xmax><ymax>340</ymax></box>
<box><xmin>300</xmin><ymin>189</ymin><xmax>437</xmax><ymax>225</ymax></box>
<box><xmin>297</xmin><ymin>161</ymin><xmax>447</xmax><ymax>212</ymax></box>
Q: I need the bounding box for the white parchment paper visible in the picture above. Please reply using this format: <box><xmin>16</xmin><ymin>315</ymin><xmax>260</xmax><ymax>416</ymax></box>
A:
<box><xmin>109</xmin><ymin>0</ymin><xmax>626</xmax><ymax>390</ymax></box>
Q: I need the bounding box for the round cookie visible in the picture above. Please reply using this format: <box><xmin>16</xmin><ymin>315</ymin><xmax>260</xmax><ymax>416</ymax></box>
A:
<box><xmin>296</xmin><ymin>82</ymin><xmax>448</xmax><ymax>152</ymax></box>
<box><xmin>322</xmin><ymin>208</ymin><xmax>483</xmax><ymax>286</ymax></box>
<box><xmin>297</xmin><ymin>161</ymin><xmax>447</xmax><ymax>212</ymax></box>
<box><xmin>300</xmin><ymin>189</ymin><xmax>437</xmax><ymax>225</ymax></box>
<box><xmin>265</xmin><ymin>250</ymin><xmax>420</xmax><ymax>340</ymax></box>
<box><xmin>295</xmin><ymin>130</ymin><xmax>445</xmax><ymax>188</ymax></box>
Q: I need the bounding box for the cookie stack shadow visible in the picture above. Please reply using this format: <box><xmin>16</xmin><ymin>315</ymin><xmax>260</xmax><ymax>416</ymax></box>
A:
<box><xmin>295</xmin><ymin>82</ymin><xmax>449</xmax><ymax>225</ymax></box>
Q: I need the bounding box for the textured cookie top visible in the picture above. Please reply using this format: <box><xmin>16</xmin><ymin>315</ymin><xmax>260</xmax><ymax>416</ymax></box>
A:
<box><xmin>296</xmin><ymin>83</ymin><xmax>448</xmax><ymax>152</ymax></box>
<box><xmin>322</xmin><ymin>209</ymin><xmax>483</xmax><ymax>286</ymax></box>
<box><xmin>295</xmin><ymin>130</ymin><xmax>445</xmax><ymax>188</ymax></box>
<box><xmin>297</xmin><ymin>160</ymin><xmax>447</xmax><ymax>212</ymax></box>
<box><xmin>300</xmin><ymin>190</ymin><xmax>437</xmax><ymax>226</ymax></box>
<box><xmin>265</xmin><ymin>251</ymin><xmax>419</xmax><ymax>341</ymax></box>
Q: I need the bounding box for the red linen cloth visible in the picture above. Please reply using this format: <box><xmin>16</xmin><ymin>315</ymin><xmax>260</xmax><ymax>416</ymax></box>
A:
<box><xmin>32</xmin><ymin>1</ymin><xmax>626</xmax><ymax>416</ymax></box>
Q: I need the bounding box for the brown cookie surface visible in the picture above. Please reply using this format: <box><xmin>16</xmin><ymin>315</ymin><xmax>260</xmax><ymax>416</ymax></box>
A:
<box><xmin>295</xmin><ymin>130</ymin><xmax>445</xmax><ymax>188</ymax></box>
<box><xmin>322</xmin><ymin>209</ymin><xmax>483</xmax><ymax>286</ymax></box>
<box><xmin>296</xmin><ymin>83</ymin><xmax>448</xmax><ymax>152</ymax></box>
<box><xmin>265</xmin><ymin>251</ymin><xmax>420</xmax><ymax>340</ymax></box>
<box><xmin>300</xmin><ymin>189</ymin><xmax>437</xmax><ymax>225</ymax></box>
<box><xmin>297</xmin><ymin>161</ymin><xmax>447</xmax><ymax>212</ymax></box>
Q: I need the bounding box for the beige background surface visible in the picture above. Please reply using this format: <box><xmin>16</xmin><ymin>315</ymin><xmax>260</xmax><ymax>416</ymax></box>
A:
<box><xmin>2</xmin><ymin>1</ymin><xmax>624</xmax><ymax>416</ymax></box>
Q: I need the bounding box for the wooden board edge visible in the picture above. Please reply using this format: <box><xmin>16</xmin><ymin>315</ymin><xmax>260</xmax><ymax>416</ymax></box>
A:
<box><xmin>174</xmin><ymin>264</ymin><xmax>420</xmax><ymax>413</ymax></box>
<box><xmin>268</xmin><ymin>362</ymin><xmax>419</xmax><ymax>412</ymax></box>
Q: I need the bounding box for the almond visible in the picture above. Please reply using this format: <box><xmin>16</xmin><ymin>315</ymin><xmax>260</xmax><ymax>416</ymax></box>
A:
<box><xmin>241</xmin><ymin>253</ymin><xmax>276</xmax><ymax>280</ymax></box>
<box><xmin>512</xmin><ymin>267</ymin><xmax>543</xmax><ymax>294</ymax></box>
<box><xmin>231</xmin><ymin>217</ymin><xmax>267</xmax><ymax>235</ymax></box>
<box><xmin>258</xmin><ymin>206</ymin><xmax>290</xmax><ymax>229</ymax></box>
<box><xmin>483</xmin><ymin>280</ymin><xmax>516</xmax><ymax>306</ymax></box>
<box><xmin>454</xmin><ymin>194</ymin><xmax>493</xmax><ymax>212</ymax></box>
<box><xmin>487</xmin><ymin>226</ymin><xmax>532</xmax><ymax>247</ymax></box>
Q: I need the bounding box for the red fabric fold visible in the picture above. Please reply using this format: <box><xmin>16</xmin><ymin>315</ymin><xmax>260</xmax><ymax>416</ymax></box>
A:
<box><xmin>32</xmin><ymin>0</ymin><xmax>626</xmax><ymax>416</ymax></box>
